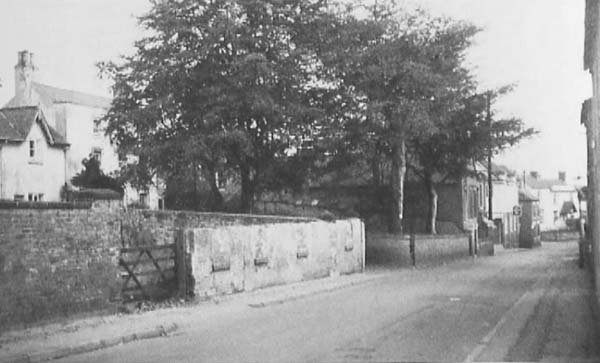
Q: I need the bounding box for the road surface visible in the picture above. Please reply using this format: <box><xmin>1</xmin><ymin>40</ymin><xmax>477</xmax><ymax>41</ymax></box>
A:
<box><xmin>59</xmin><ymin>241</ymin><xmax>600</xmax><ymax>362</ymax></box>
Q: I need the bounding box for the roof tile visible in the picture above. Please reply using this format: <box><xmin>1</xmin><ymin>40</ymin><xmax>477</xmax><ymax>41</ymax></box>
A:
<box><xmin>0</xmin><ymin>106</ymin><xmax>68</xmax><ymax>148</ymax></box>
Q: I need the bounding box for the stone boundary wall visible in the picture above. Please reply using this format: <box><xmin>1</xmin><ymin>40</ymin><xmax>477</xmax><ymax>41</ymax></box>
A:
<box><xmin>0</xmin><ymin>205</ymin><xmax>122</xmax><ymax>330</ymax></box>
<box><xmin>366</xmin><ymin>232</ymin><xmax>491</xmax><ymax>267</ymax></box>
<box><xmin>0</xmin><ymin>203</ymin><xmax>345</xmax><ymax>330</ymax></box>
<box><xmin>182</xmin><ymin>219</ymin><xmax>365</xmax><ymax>298</ymax></box>
<box><xmin>121</xmin><ymin>209</ymin><xmax>317</xmax><ymax>247</ymax></box>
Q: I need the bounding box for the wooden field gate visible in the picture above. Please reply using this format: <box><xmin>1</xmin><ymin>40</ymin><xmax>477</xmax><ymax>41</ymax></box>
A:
<box><xmin>119</xmin><ymin>242</ymin><xmax>184</xmax><ymax>302</ymax></box>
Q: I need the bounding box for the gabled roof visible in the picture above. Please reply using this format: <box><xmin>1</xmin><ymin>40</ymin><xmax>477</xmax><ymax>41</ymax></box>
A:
<box><xmin>560</xmin><ymin>201</ymin><xmax>577</xmax><ymax>216</ymax></box>
<box><xmin>32</xmin><ymin>82</ymin><xmax>111</xmax><ymax>109</ymax></box>
<box><xmin>0</xmin><ymin>106</ymin><xmax>69</xmax><ymax>147</ymax></box>
<box><xmin>491</xmin><ymin>163</ymin><xmax>516</xmax><ymax>177</ymax></box>
<box><xmin>524</xmin><ymin>174</ymin><xmax>566</xmax><ymax>190</ymax></box>
<box><xmin>519</xmin><ymin>189</ymin><xmax>539</xmax><ymax>202</ymax></box>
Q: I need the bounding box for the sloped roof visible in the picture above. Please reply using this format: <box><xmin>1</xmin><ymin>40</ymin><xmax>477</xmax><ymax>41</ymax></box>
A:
<box><xmin>32</xmin><ymin>82</ymin><xmax>111</xmax><ymax>109</ymax></box>
<box><xmin>560</xmin><ymin>201</ymin><xmax>577</xmax><ymax>216</ymax></box>
<box><xmin>524</xmin><ymin>174</ymin><xmax>567</xmax><ymax>190</ymax></box>
<box><xmin>0</xmin><ymin>106</ymin><xmax>69</xmax><ymax>147</ymax></box>
<box><xmin>519</xmin><ymin>189</ymin><xmax>539</xmax><ymax>202</ymax></box>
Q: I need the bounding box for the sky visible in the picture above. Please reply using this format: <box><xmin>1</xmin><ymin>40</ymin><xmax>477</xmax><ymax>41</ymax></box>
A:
<box><xmin>0</xmin><ymin>0</ymin><xmax>591</xmax><ymax>182</ymax></box>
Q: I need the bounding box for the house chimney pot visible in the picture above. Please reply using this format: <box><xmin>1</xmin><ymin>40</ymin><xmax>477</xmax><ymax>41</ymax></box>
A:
<box><xmin>559</xmin><ymin>171</ymin><xmax>566</xmax><ymax>182</ymax></box>
<box><xmin>14</xmin><ymin>50</ymin><xmax>36</xmax><ymax>106</ymax></box>
<box><xmin>17</xmin><ymin>50</ymin><xmax>34</xmax><ymax>68</ymax></box>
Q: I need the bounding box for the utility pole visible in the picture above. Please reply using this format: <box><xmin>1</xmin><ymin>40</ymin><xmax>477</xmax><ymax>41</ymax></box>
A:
<box><xmin>487</xmin><ymin>91</ymin><xmax>493</xmax><ymax>221</ymax></box>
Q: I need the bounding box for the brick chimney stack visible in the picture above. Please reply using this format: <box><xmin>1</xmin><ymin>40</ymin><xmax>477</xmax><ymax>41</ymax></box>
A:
<box><xmin>14</xmin><ymin>50</ymin><xmax>35</xmax><ymax>105</ymax></box>
<box><xmin>558</xmin><ymin>171</ymin><xmax>566</xmax><ymax>182</ymax></box>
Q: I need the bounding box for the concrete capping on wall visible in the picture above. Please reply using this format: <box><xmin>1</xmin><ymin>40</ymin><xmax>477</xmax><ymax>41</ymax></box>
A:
<box><xmin>135</xmin><ymin>209</ymin><xmax>318</xmax><ymax>225</ymax></box>
<box><xmin>181</xmin><ymin>218</ymin><xmax>365</xmax><ymax>299</ymax></box>
<box><xmin>0</xmin><ymin>200</ymin><xmax>93</xmax><ymax>209</ymax></box>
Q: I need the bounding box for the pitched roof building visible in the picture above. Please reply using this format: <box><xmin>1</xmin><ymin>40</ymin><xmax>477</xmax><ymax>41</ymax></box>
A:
<box><xmin>522</xmin><ymin>171</ymin><xmax>578</xmax><ymax>230</ymax></box>
<box><xmin>0</xmin><ymin>50</ymin><xmax>163</xmax><ymax>208</ymax></box>
<box><xmin>0</xmin><ymin>106</ymin><xmax>68</xmax><ymax>146</ymax></box>
<box><xmin>0</xmin><ymin>106</ymin><xmax>69</xmax><ymax>201</ymax></box>
<box><xmin>2</xmin><ymin>50</ymin><xmax>119</xmax><ymax>180</ymax></box>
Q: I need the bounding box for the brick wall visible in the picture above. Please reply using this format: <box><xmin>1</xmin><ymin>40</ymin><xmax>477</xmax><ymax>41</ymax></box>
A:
<box><xmin>0</xmin><ymin>201</ymin><xmax>122</xmax><ymax>330</ymax></box>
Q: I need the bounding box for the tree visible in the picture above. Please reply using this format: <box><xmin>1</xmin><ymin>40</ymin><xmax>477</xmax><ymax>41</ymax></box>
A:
<box><xmin>99</xmin><ymin>0</ymin><xmax>337</xmax><ymax>212</ymax></box>
<box><xmin>322</xmin><ymin>4</ymin><xmax>480</xmax><ymax>233</ymax></box>
<box><xmin>71</xmin><ymin>156</ymin><xmax>124</xmax><ymax>195</ymax></box>
<box><xmin>409</xmin><ymin>86</ymin><xmax>536</xmax><ymax>234</ymax></box>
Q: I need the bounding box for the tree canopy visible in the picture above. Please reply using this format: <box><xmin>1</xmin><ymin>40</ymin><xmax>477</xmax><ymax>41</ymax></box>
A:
<box><xmin>99</xmin><ymin>0</ymin><xmax>535</xmax><ymax>230</ymax></box>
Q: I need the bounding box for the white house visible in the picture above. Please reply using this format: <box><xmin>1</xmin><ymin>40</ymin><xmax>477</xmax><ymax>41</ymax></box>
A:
<box><xmin>523</xmin><ymin>171</ymin><xmax>579</xmax><ymax>230</ymax></box>
<box><xmin>491</xmin><ymin>164</ymin><xmax>520</xmax><ymax>247</ymax></box>
<box><xmin>0</xmin><ymin>106</ymin><xmax>69</xmax><ymax>201</ymax></box>
<box><xmin>1</xmin><ymin>50</ymin><xmax>163</xmax><ymax>208</ymax></box>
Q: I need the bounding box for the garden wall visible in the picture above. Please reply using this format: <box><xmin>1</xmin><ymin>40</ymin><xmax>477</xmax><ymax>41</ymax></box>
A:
<box><xmin>120</xmin><ymin>209</ymin><xmax>313</xmax><ymax>247</ymax></box>
<box><xmin>0</xmin><ymin>201</ymin><xmax>360</xmax><ymax>330</ymax></box>
<box><xmin>0</xmin><ymin>201</ymin><xmax>122</xmax><ymax>330</ymax></box>
<box><xmin>181</xmin><ymin>219</ymin><xmax>365</xmax><ymax>298</ymax></box>
<box><xmin>366</xmin><ymin>232</ymin><xmax>493</xmax><ymax>268</ymax></box>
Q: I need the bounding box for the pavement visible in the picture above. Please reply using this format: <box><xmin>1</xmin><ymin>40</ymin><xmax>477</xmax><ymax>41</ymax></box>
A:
<box><xmin>0</xmin><ymin>271</ymin><xmax>384</xmax><ymax>363</ymax></box>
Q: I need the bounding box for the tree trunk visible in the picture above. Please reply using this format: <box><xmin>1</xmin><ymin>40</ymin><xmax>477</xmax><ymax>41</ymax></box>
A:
<box><xmin>389</xmin><ymin>139</ymin><xmax>406</xmax><ymax>234</ymax></box>
<box><xmin>425</xmin><ymin>171</ymin><xmax>438</xmax><ymax>234</ymax></box>
<box><xmin>203</xmin><ymin>166</ymin><xmax>224</xmax><ymax>212</ymax></box>
<box><xmin>193</xmin><ymin>164</ymin><xmax>201</xmax><ymax>211</ymax></box>
<box><xmin>240</xmin><ymin>164</ymin><xmax>255</xmax><ymax>213</ymax></box>
<box><xmin>371</xmin><ymin>147</ymin><xmax>383</xmax><ymax>186</ymax></box>
<box><xmin>372</xmin><ymin>156</ymin><xmax>382</xmax><ymax>186</ymax></box>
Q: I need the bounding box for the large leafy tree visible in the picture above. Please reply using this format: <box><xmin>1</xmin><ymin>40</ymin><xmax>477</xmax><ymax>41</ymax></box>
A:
<box><xmin>321</xmin><ymin>4</ymin><xmax>481</xmax><ymax>233</ymax></box>
<box><xmin>99</xmin><ymin>0</ymin><xmax>335</xmax><ymax>212</ymax></box>
<box><xmin>409</xmin><ymin>86</ymin><xmax>536</xmax><ymax>234</ymax></box>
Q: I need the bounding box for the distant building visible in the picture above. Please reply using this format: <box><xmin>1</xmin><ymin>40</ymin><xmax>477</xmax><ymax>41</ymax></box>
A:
<box><xmin>1</xmin><ymin>50</ymin><xmax>163</xmax><ymax>208</ymax></box>
<box><xmin>518</xmin><ymin>189</ymin><xmax>542</xmax><ymax>248</ymax></box>
<box><xmin>523</xmin><ymin>171</ymin><xmax>579</xmax><ymax>231</ymax></box>
<box><xmin>491</xmin><ymin>164</ymin><xmax>520</xmax><ymax>247</ymax></box>
<box><xmin>404</xmin><ymin>170</ymin><xmax>487</xmax><ymax>234</ymax></box>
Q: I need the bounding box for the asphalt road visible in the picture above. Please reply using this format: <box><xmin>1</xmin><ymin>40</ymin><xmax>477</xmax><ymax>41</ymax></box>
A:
<box><xmin>58</xmin><ymin>241</ymin><xmax>600</xmax><ymax>363</ymax></box>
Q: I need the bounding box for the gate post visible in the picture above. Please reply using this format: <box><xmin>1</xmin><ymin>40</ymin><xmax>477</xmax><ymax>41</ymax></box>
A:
<box><xmin>468</xmin><ymin>230</ymin><xmax>473</xmax><ymax>256</ymax></box>
<box><xmin>175</xmin><ymin>229</ymin><xmax>189</xmax><ymax>298</ymax></box>
<box><xmin>409</xmin><ymin>233</ymin><xmax>416</xmax><ymax>267</ymax></box>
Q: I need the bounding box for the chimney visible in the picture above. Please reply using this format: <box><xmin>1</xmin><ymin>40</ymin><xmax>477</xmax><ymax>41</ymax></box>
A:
<box><xmin>558</xmin><ymin>171</ymin><xmax>566</xmax><ymax>182</ymax></box>
<box><xmin>14</xmin><ymin>50</ymin><xmax>36</xmax><ymax>105</ymax></box>
<box><xmin>529</xmin><ymin>171</ymin><xmax>539</xmax><ymax>179</ymax></box>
